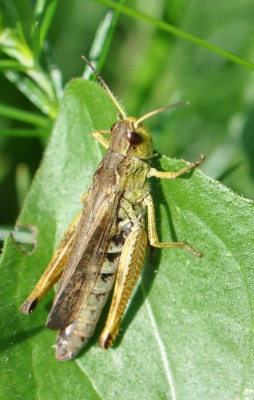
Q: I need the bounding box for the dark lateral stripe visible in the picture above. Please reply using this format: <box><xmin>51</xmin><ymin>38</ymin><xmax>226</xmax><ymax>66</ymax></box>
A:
<box><xmin>106</xmin><ymin>252</ymin><xmax>121</xmax><ymax>262</ymax></box>
<box><xmin>101</xmin><ymin>272</ymin><xmax>115</xmax><ymax>282</ymax></box>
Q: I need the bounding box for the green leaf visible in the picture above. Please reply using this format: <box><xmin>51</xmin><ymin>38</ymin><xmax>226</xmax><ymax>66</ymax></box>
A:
<box><xmin>37</xmin><ymin>0</ymin><xmax>58</xmax><ymax>50</ymax></box>
<box><xmin>4</xmin><ymin>70</ymin><xmax>58</xmax><ymax>118</ymax></box>
<box><xmin>1</xmin><ymin>79</ymin><xmax>253</xmax><ymax>399</ymax></box>
<box><xmin>84</xmin><ymin>0</ymin><xmax>127</xmax><ymax>78</ymax></box>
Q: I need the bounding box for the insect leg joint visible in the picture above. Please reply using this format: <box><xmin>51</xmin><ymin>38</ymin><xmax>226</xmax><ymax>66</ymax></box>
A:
<box><xmin>92</xmin><ymin>131</ymin><xmax>110</xmax><ymax>149</ymax></box>
<box><xmin>144</xmin><ymin>194</ymin><xmax>202</xmax><ymax>257</ymax></box>
<box><xmin>147</xmin><ymin>154</ymin><xmax>205</xmax><ymax>179</ymax></box>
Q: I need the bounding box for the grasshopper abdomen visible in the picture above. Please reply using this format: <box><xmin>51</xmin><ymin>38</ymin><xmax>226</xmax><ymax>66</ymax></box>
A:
<box><xmin>55</xmin><ymin>221</ymin><xmax>133</xmax><ymax>360</ymax></box>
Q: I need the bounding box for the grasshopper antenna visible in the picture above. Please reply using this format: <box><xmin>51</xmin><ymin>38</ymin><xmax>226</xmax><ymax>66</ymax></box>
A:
<box><xmin>82</xmin><ymin>55</ymin><xmax>127</xmax><ymax>119</ymax></box>
<box><xmin>133</xmin><ymin>101</ymin><xmax>190</xmax><ymax>128</ymax></box>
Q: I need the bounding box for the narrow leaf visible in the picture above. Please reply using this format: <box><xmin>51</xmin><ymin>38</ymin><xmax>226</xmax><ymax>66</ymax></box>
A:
<box><xmin>0</xmin><ymin>103</ymin><xmax>50</xmax><ymax>127</ymax></box>
<box><xmin>94</xmin><ymin>0</ymin><xmax>254</xmax><ymax>71</ymax></box>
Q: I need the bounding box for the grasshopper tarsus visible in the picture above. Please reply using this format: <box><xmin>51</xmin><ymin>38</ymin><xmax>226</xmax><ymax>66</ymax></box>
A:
<box><xmin>195</xmin><ymin>154</ymin><xmax>205</xmax><ymax>166</ymax></box>
<box><xmin>20</xmin><ymin>298</ymin><xmax>37</xmax><ymax>314</ymax></box>
<box><xmin>183</xmin><ymin>243</ymin><xmax>203</xmax><ymax>258</ymax></box>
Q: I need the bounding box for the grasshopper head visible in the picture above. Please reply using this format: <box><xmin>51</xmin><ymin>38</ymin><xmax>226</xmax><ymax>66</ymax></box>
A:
<box><xmin>81</xmin><ymin>56</ymin><xmax>189</xmax><ymax>160</ymax></box>
<box><xmin>109</xmin><ymin>117</ymin><xmax>154</xmax><ymax>159</ymax></box>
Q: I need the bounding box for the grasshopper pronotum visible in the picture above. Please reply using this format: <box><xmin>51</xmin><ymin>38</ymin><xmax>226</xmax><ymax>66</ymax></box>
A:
<box><xmin>20</xmin><ymin>56</ymin><xmax>204</xmax><ymax>361</ymax></box>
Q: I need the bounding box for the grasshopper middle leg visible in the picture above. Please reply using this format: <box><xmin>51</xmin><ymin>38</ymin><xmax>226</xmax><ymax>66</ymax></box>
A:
<box><xmin>144</xmin><ymin>194</ymin><xmax>202</xmax><ymax>257</ymax></box>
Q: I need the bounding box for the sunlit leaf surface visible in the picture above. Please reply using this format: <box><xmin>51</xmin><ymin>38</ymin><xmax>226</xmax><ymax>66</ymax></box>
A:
<box><xmin>1</xmin><ymin>80</ymin><xmax>253</xmax><ymax>400</ymax></box>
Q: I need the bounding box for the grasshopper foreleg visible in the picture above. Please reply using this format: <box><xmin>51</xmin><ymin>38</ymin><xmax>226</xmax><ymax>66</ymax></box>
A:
<box><xmin>92</xmin><ymin>130</ymin><xmax>110</xmax><ymax>149</ymax></box>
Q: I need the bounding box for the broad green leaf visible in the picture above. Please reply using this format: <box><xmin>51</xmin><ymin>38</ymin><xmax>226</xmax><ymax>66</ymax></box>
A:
<box><xmin>0</xmin><ymin>79</ymin><xmax>253</xmax><ymax>400</ymax></box>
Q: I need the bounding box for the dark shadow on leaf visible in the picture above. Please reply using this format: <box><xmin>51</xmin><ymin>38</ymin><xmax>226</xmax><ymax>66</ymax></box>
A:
<box><xmin>114</xmin><ymin>154</ymin><xmax>203</xmax><ymax>346</ymax></box>
<box><xmin>0</xmin><ymin>326</ymin><xmax>43</xmax><ymax>353</ymax></box>
<box><xmin>113</xmin><ymin>155</ymin><xmax>186</xmax><ymax>347</ymax></box>
<box><xmin>242</xmin><ymin>106</ymin><xmax>254</xmax><ymax>177</ymax></box>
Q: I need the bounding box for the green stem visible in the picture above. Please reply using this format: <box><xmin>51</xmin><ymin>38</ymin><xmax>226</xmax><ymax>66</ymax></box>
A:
<box><xmin>95</xmin><ymin>0</ymin><xmax>254</xmax><ymax>71</ymax></box>
<box><xmin>0</xmin><ymin>227</ymin><xmax>34</xmax><ymax>244</ymax></box>
<box><xmin>39</xmin><ymin>0</ymin><xmax>58</xmax><ymax>49</ymax></box>
<box><xmin>0</xmin><ymin>128</ymin><xmax>49</xmax><ymax>137</ymax></box>
<box><xmin>0</xmin><ymin>103</ymin><xmax>50</xmax><ymax>128</ymax></box>
<box><xmin>0</xmin><ymin>60</ymin><xmax>27</xmax><ymax>71</ymax></box>
<box><xmin>27</xmin><ymin>66</ymin><xmax>57</xmax><ymax>103</ymax></box>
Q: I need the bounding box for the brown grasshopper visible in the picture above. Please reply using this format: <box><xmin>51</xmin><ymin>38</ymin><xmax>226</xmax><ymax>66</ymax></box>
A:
<box><xmin>20</xmin><ymin>56</ymin><xmax>204</xmax><ymax>361</ymax></box>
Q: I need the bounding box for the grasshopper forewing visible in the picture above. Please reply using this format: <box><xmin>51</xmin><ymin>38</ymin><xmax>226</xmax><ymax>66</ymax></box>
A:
<box><xmin>20</xmin><ymin>56</ymin><xmax>204</xmax><ymax>361</ymax></box>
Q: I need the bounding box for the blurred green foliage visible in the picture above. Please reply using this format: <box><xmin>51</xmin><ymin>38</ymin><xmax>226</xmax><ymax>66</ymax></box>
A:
<box><xmin>0</xmin><ymin>0</ymin><xmax>254</xmax><ymax>231</ymax></box>
<box><xmin>1</xmin><ymin>2</ymin><xmax>254</xmax><ymax>399</ymax></box>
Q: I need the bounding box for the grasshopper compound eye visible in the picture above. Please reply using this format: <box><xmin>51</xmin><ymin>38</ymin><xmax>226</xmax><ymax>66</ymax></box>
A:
<box><xmin>128</xmin><ymin>131</ymin><xmax>143</xmax><ymax>145</ymax></box>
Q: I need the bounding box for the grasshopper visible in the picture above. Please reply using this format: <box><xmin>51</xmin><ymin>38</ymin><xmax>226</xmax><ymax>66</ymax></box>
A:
<box><xmin>20</xmin><ymin>56</ymin><xmax>204</xmax><ymax>361</ymax></box>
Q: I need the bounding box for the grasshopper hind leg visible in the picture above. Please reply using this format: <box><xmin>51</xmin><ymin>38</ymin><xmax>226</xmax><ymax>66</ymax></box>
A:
<box><xmin>99</xmin><ymin>225</ymin><xmax>147</xmax><ymax>349</ymax></box>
